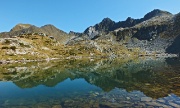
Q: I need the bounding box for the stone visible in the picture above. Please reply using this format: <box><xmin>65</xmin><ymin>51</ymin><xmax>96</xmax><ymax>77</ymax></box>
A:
<box><xmin>174</xmin><ymin>101</ymin><xmax>180</xmax><ymax>104</ymax></box>
<box><xmin>145</xmin><ymin>102</ymin><xmax>167</xmax><ymax>107</ymax></box>
<box><xmin>52</xmin><ymin>105</ymin><xmax>62</xmax><ymax>108</ymax></box>
<box><xmin>168</xmin><ymin>102</ymin><xmax>180</xmax><ymax>107</ymax></box>
<box><xmin>126</xmin><ymin>97</ymin><xmax>131</xmax><ymax>100</ymax></box>
<box><xmin>156</xmin><ymin>99</ymin><xmax>166</xmax><ymax>103</ymax></box>
<box><xmin>34</xmin><ymin>103</ymin><xmax>51</xmax><ymax>108</ymax></box>
<box><xmin>141</xmin><ymin>97</ymin><xmax>152</xmax><ymax>102</ymax></box>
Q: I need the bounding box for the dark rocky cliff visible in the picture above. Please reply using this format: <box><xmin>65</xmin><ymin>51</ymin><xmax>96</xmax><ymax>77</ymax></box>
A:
<box><xmin>166</xmin><ymin>13</ymin><xmax>180</xmax><ymax>54</ymax></box>
<box><xmin>84</xmin><ymin>9</ymin><xmax>173</xmax><ymax>39</ymax></box>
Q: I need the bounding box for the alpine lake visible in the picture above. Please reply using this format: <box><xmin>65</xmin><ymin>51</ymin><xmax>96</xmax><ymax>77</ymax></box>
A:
<box><xmin>0</xmin><ymin>57</ymin><xmax>180</xmax><ymax>108</ymax></box>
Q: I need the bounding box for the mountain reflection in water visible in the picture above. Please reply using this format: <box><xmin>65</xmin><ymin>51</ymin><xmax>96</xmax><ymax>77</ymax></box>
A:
<box><xmin>0</xmin><ymin>57</ymin><xmax>180</xmax><ymax>107</ymax></box>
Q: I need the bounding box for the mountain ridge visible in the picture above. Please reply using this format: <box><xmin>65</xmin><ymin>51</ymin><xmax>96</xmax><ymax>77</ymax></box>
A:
<box><xmin>83</xmin><ymin>9</ymin><xmax>173</xmax><ymax>39</ymax></box>
<box><xmin>0</xmin><ymin>9</ymin><xmax>179</xmax><ymax>62</ymax></box>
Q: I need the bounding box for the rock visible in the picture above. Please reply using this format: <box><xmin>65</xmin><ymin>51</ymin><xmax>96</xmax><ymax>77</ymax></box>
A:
<box><xmin>174</xmin><ymin>101</ymin><xmax>180</xmax><ymax>104</ymax></box>
<box><xmin>34</xmin><ymin>103</ymin><xmax>51</xmax><ymax>108</ymax></box>
<box><xmin>126</xmin><ymin>97</ymin><xmax>131</xmax><ymax>100</ymax></box>
<box><xmin>110</xmin><ymin>98</ymin><xmax>115</xmax><ymax>103</ymax></box>
<box><xmin>145</xmin><ymin>102</ymin><xmax>166</xmax><ymax>107</ymax></box>
<box><xmin>94</xmin><ymin>92</ymin><xmax>99</xmax><ymax>95</ymax></box>
<box><xmin>168</xmin><ymin>101</ymin><xmax>180</xmax><ymax>107</ymax></box>
<box><xmin>141</xmin><ymin>97</ymin><xmax>152</xmax><ymax>102</ymax></box>
<box><xmin>156</xmin><ymin>99</ymin><xmax>166</xmax><ymax>103</ymax></box>
<box><xmin>52</xmin><ymin>105</ymin><xmax>62</xmax><ymax>108</ymax></box>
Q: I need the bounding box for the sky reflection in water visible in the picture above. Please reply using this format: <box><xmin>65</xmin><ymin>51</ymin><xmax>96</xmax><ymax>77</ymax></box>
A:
<box><xmin>0</xmin><ymin>57</ymin><xmax>180</xmax><ymax>107</ymax></box>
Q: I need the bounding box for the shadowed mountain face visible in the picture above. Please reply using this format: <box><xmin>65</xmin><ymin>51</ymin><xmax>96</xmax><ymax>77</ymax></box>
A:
<box><xmin>166</xmin><ymin>13</ymin><xmax>180</xmax><ymax>54</ymax></box>
<box><xmin>0</xmin><ymin>58</ymin><xmax>180</xmax><ymax>99</ymax></box>
<box><xmin>84</xmin><ymin>9</ymin><xmax>173</xmax><ymax>39</ymax></box>
<box><xmin>166</xmin><ymin>35</ymin><xmax>180</xmax><ymax>54</ymax></box>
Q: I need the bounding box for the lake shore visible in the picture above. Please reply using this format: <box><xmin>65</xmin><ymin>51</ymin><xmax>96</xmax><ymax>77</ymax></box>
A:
<box><xmin>0</xmin><ymin>53</ymin><xmax>178</xmax><ymax>65</ymax></box>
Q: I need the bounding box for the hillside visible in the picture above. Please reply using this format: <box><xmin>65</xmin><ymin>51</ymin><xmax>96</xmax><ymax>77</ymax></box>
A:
<box><xmin>0</xmin><ymin>24</ymin><xmax>71</xmax><ymax>44</ymax></box>
<box><xmin>0</xmin><ymin>33</ymin><xmax>136</xmax><ymax>63</ymax></box>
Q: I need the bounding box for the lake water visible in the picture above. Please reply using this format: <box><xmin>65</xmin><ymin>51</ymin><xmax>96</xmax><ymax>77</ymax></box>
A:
<box><xmin>0</xmin><ymin>57</ymin><xmax>180</xmax><ymax>108</ymax></box>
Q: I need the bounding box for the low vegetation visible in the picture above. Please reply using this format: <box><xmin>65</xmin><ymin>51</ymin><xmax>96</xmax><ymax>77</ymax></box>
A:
<box><xmin>0</xmin><ymin>34</ymin><xmax>139</xmax><ymax>63</ymax></box>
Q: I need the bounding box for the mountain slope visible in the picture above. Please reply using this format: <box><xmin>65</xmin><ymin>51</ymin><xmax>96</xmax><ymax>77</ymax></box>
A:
<box><xmin>0</xmin><ymin>24</ymin><xmax>71</xmax><ymax>44</ymax></box>
<box><xmin>84</xmin><ymin>9</ymin><xmax>173</xmax><ymax>39</ymax></box>
<box><xmin>10</xmin><ymin>24</ymin><xmax>32</xmax><ymax>32</ymax></box>
<box><xmin>41</xmin><ymin>24</ymin><xmax>70</xmax><ymax>44</ymax></box>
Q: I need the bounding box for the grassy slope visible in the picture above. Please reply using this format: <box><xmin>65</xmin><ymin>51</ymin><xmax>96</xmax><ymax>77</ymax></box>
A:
<box><xmin>0</xmin><ymin>35</ymin><xmax>137</xmax><ymax>61</ymax></box>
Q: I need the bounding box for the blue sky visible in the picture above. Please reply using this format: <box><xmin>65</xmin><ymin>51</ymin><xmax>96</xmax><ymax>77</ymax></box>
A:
<box><xmin>0</xmin><ymin>0</ymin><xmax>180</xmax><ymax>33</ymax></box>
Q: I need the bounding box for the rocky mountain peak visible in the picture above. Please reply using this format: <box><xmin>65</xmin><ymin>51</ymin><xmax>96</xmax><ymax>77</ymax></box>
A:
<box><xmin>41</xmin><ymin>24</ymin><xmax>56</xmax><ymax>28</ymax></box>
<box><xmin>99</xmin><ymin>17</ymin><xmax>115</xmax><ymax>26</ymax></box>
<box><xmin>41</xmin><ymin>24</ymin><xmax>58</xmax><ymax>31</ymax></box>
<box><xmin>41</xmin><ymin>24</ymin><xmax>67</xmax><ymax>35</ymax></box>
<box><xmin>143</xmin><ymin>9</ymin><xmax>172</xmax><ymax>20</ymax></box>
<box><xmin>10</xmin><ymin>24</ymin><xmax>32</xmax><ymax>32</ymax></box>
<box><xmin>125</xmin><ymin>17</ymin><xmax>135</xmax><ymax>23</ymax></box>
<box><xmin>101</xmin><ymin>17</ymin><xmax>114</xmax><ymax>23</ymax></box>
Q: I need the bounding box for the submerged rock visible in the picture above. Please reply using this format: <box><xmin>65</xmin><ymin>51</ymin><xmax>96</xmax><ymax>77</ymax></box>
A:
<box><xmin>141</xmin><ymin>97</ymin><xmax>152</xmax><ymax>102</ymax></box>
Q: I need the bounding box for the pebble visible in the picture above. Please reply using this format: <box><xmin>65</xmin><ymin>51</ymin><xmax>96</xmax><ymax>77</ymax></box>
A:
<box><xmin>141</xmin><ymin>97</ymin><xmax>152</xmax><ymax>102</ymax></box>
<box><xmin>94</xmin><ymin>92</ymin><xmax>99</xmax><ymax>95</ymax></box>
<box><xmin>111</xmin><ymin>98</ymin><xmax>115</xmax><ymax>103</ymax></box>
<box><xmin>126</xmin><ymin>97</ymin><xmax>130</xmax><ymax>100</ymax></box>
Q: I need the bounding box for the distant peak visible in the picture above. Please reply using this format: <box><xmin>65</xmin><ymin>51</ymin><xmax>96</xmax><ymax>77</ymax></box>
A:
<box><xmin>42</xmin><ymin>24</ymin><xmax>54</xmax><ymax>27</ymax></box>
<box><xmin>151</xmin><ymin>9</ymin><xmax>172</xmax><ymax>15</ymax></box>
<box><xmin>10</xmin><ymin>23</ymin><xmax>32</xmax><ymax>32</ymax></box>
<box><xmin>126</xmin><ymin>17</ymin><xmax>134</xmax><ymax>21</ymax></box>
<box><xmin>102</xmin><ymin>17</ymin><xmax>113</xmax><ymax>22</ymax></box>
<box><xmin>41</xmin><ymin>24</ymin><xmax>58</xmax><ymax>29</ymax></box>
<box><xmin>143</xmin><ymin>9</ymin><xmax>172</xmax><ymax>20</ymax></box>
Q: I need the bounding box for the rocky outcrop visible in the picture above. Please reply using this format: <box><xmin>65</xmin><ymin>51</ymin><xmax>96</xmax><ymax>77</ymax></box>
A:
<box><xmin>112</xmin><ymin>9</ymin><xmax>176</xmax><ymax>53</ymax></box>
<box><xmin>166</xmin><ymin>35</ymin><xmax>180</xmax><ymax>54</ymax></box>
<box><xmin>84</xmin><ymin>18</ymin><xmax>115</xmax><ymax>39</ymax></box>
<box><xmin>166</xmin><ymin>13</ymin><xmax>180</xmax><ymax>54</ymax></box>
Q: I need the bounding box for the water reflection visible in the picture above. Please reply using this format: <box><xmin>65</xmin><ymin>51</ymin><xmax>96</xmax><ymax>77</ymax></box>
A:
<box><xmin>0</xmin><ymin>57</ymin><xmax>180</xmax><ymax>107</ymax></box>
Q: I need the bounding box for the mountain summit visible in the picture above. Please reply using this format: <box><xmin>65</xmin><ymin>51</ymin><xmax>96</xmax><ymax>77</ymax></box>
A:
<box><xmin>10</xmin><ymin>24</ymin><xmax>32</xmax><ymax>32</ymax></box>
<box><xmin>143</xmin><ymin>9</ymin><xmax>172</xmax><ymax>20</ymax></box>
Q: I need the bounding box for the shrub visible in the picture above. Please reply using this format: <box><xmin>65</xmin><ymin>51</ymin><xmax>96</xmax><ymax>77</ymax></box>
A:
<box><xmin>2</xmin><ymin>46</ymin><xmax>9</xmax><ymax>49</ymax></box>
<box><xmin>19</xmin><ymin>43</ymin><xmax>24</xmax><ymax>46</ymax></box>
<box><xmin>10</xmin><ymin>46</ymin><xmax>16</xmax><ymax>51</ymax></box>
<box><xmin>4</xmin><ymin>40</ymin><xmax>10</xmax><ymax>44</ymax></box>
